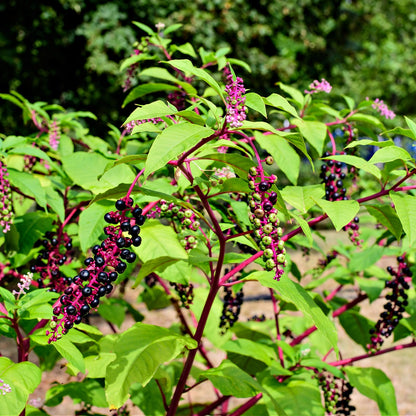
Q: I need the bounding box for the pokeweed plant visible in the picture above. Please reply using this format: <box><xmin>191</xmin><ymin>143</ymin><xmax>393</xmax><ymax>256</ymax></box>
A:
<box><xmin>1</xmin><ymin>22</ymin><xmax>416</xmax><ymax>416</ymax></box>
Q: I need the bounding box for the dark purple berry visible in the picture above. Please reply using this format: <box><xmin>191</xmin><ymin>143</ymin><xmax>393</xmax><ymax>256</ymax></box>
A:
<box><xmin>115</xmin><ymin>199</ymin><xmax>127</xmax><ymax>211</ymax></box>
<box><xmin>90</xmin><ymin>297</ymin><xmax>100</xmax><ymax>308</ymax></box>
<box><xmin>109</xmin><ymin>272</ymin><xmax>118</xmax><ymax>282</ymax></box>
<box><xmin>259</xmin><ymin>181</ymin><xmax>270</xmax><ymax>192</ymax></box>
<box><xmin>84</xmin><ymin>257</ymin><xmax>93</xmax><ymax>266</ymax></box>
<box><xmin>64</xmin><ymin>321</ymin><xmax>73</xmax><ymax>329</ymax></box>
<box><xmin>116</xmin><ymin>237</ymin><xmax>126</xmax><ymax>248</ymax></box>
<box><xmin>80</xmin><ymin>304</ymin><xmax>90</xmax><ymax>315</ymax></box>
<box><xmin>97</xmin><ymin>286</ymin><xmax>107</xmax><ymax>297</ymax></box>
<box><xmin>66</xmin><ymin>305</ymin><xmax>77</xmax><ymax>315</ymax></box>
<box><xmin>92</xmin><ymin>245</ymin><xmax>100</xmax><ymax>254</ymax></box>
<box><xmin>127</xmin><ymin>252</ymin><xmax>137</xmax><ymax>263</ymax></box>
<box><xmin>132</xmin><ymin>207</ymin><xmax>143</xmax><ymax>218</ymax></box>
<box><xmin>82</xmin><ymin>286</ymin><xmax>93</xmax><ymax>297</ymax></box>
<box><xmin>95</xmin><ymin>255</ymin><xmax>105</xmax><ymax>267</ymax></box>
<box><xmin>130</xmin><ymin>225</ymin><xmax>140</xmax><ymax>236</ymax></box>
<box><xmin>106</xmin><ymin>284</ymin><xmax>113</xmax><ymax>294</ymax></box>
<box><xmin>97</xmin><ymin>271</ymin><xmax>108</xmax><ymax>283</ymax></box>
<box><xmin>121</xmin><ymin>221</ymin><xmax>131</xmax><ymax>231</ymax></box>
<box><xmin>136</xmin><ymin>215</ymin><xmax>145</xmax><ymax>226</ymax></box>
<box><xmin>79</xmin><ymin>270</ymin><xmax>90</xmax><ymax>280</ymax></box>
<box><xmin>116</xmin><ymin>261</ymin><xmax>127</xmax><ymax>273</ymax></box>
<box><xmin>132</xmin><ymin>236</ymin><xmax>142</xmax><ymax>247</ymax></box>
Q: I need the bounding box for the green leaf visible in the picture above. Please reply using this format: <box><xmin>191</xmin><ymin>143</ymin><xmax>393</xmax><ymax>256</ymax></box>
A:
<box><xmin>369</xmin><ymin>146</ymin><xmax>412</xmax><ymax>164</ymax></box>
<box><xmin>281</xmin><ymin>185</ymin><xmax>324</xmax><ymax>213</ymax></box>
<box><xmin>290</xmin><ymin>212</ymin><xmax>313</xmax><ymax>246</ymax></box>
<box><xmin>404</xmin><ymin>116</ymin><xmax>416</xmax><ymax>139</ymax></box>
<box><xmin>344</xmin><ymin>367</ymin><xmax>398</xmax><ymax>416</ymax></box>
<box><xmin>83</xmin><ymin>353</ymin><xmax>116</xmax><ymax>379</ymax></box>
<box><xmin>315</xmin><ymin>199</ymin><xmax>360</xmax><ymax>231</ymax></box>
<box><xmin>0</xmin><ymin>357</ymin><xmax>41</xmax><ymax>416</ymax></box>
<box><xmin>133</xmin><ymin>256</ymin><xmax>183</xmax><ymax>288</ymax></box>
<box><xmin>338</xmin><ymin>310</ymin><xmax>374</xmax><ymax>349</ymax></box>
<box><xmin>348</xmin><ymin>113</ymin><xmax>385</xmax><ymax>129</ymax></box>
<box><xmin>144</xmin><ymin>122</ymin><xmax>214</xmax><ymax>178</ymax></box>
<box><xmin>62</xmin><ymin>152</ymin><xmax>110</xmax><ymax>190</ymax></box>
<box><xmin>348</xmin><ymin>245</ymin><xmax>385</xmax><ymax>272</ymax></box>
<box><xmin>323</xmin><ymin>154</ymin><xmax>381</xmax><ymax>179</ymax></box>
<box><xmin>17</xmin><ymin>289</ymin><xmax>58</xmax><ymax>319</ymax></box>
<box><xmin>252</xmin><ymin>271</ymin><xmax>338</xmax><ymax>353</ymax></box>
<box><xmin>356</xmin><ymin>277</ymin><xmax>385</xmax><ymax>302</ymax></box>
<box><xmin>277</xmin><ymin>83</ymin><xmax>305</xmax><ymax>108</ymax></box>
<box><xmin>7</xmin><ymin>169</ymin><xmax>47</xmax><ymax>208</ymax></box>
<box><xmin>53</xmin><ymin>337</ymin><xmax>85</xmax><ymax>373</ymax></box>
<box><xmin>262</xmin><ymin>378</ymin><xmax>324</xmax><ymax>416</ymax></box>
<box><xmin>14</xmin><ymin>212</ymin><xmax>54</xmax><ymax>254</ymax></box>
<box><xmin>245</xmin><ymin>92</ymin><xmax>267</xmax><ymax>118</ymax></box>
<box><xmin>44</xmin><ymin>379</ymin><xmax>108</xmax><ymax>408</ymax></box>
<box><xmin>45</xmin><ymin>187</ymin><xmax>65</xmax><ymax>222</ymax></box>
<box><xmin>139</xmin><ymin>68</ymin><xmax>197</xmax><ymax>95</ymax></box>
<box><xmin>138</xmin><ymin>286</ymin><xmax>171</xmax><ymax>310</ymax></box>
<box><xmin>166</xmin><ymin>59</ymin><xmax>224</xmax><ymax>99</ymax></box>
<box><xmin>366</xmin><ymin>204</ymin><xmax>403</xmax><ymax>240</ymax></box>
<box><xmin>135</xmin><ymin>220</ymin><xmax>188</xmax><ymax>263</ymax></box>
<box><xmin>390</xmin><ymin>193</ymin><xmax>416</xmax><ymax>246</ymax></box>
<box><xmin>293</xmin><ymin>120</ymin><xmax>327</xmax><ymax>155</ymax></box>
<box><xmin>105</xmin><ymin>323</ymin><xmax>197</xmax><ymax>408</ymax></box>
<box><xmin>78</xmin><ymin>200</ymin><xmax>113</xmax><ymax>253</ymax></box>
<box><xmin>122</xmin><ymin>83</ymin><xmax>179</xmax><ymax>107</ymax></box>
<box><xmin>255</xmin><ymin>132</ymin><xmax>300</xmax><ymax>185</ymax></box>
<box><xmin>173</xmin><ymin>42</ymin><xmax>197</xmax><ymax>58</ymax></box>
<box><xmin>264</xmin><ymin>93</ymin><xmax>300</xmax><ymax>118</ymax></box>
<box><xmin>97</xmin><ymin>298</ymin><xmax>126</xmax><ymax>328</ymax></box>
<box><xmin>199</xmin><ymin>153</ymin><xmax>256</xmax><ymax>179</ymax></box>
<box><xmin>124</xmin><ymin>100</ymin><xmax>177</xmax><ymax>125</ymax></box>
<box><xmin>199</xmin><ymin>360</ymin><xmax>262</xmax><ymax>398</ymax></box>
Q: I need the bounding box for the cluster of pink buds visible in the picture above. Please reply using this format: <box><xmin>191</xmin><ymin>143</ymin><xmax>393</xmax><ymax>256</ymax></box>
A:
<box><xmin>0</xmin><ymin>379</ymin><xmax>11</xmax><ymax>395</ymax></box>
<box><xmin>367</xmin><ymin>97</ymin><xmax>396</xmax><ymax>120</ymax></box>
<box><xmin>305</xmin><ymin>78</ymin><xmax>332</xmax><ymax>94</ymax></box>
<box><xmin>368</xmin><ymin>256</ymin><xmax>411</xmax><ymax>352</ymax></box>
<box><xmin>48</xmin><ymin>119</ymin><xmax>60</xmax><ymax>150</ymax></box>
<box><xmin>47</xmin><ymin>198</ymin><xmax>144</xmax><ymax>342</ymax></box>
<box><xmin>169</xmin><ymin>282</ymin><xmax>194</xmax><ymax>309</ymax></box>
<box><xmin>125</xmin><ymin>117</ymin><xmax>164</xmax><ymax>134</ymax></box>
<box><xmin>224</xmin><ymin>67</ymin><xmax>247</xmax><ymax>128</ymax></box>
<box><xmin>30</xmin><ymin>231</ymin><xmax>73</xmax><ymax>292</ymax></box>
<box><xmin>315</xmin><ymin>371</ymin><xmax>355</xmax><ymax>415</ymax></box>
<box><xmin>12</xmin><ymin>272</ymin><xmax>34</xmax><ymax>298</ymax></box>
<box><xmin>0</xmin><ymin>160</ymin><xmax>13</xmax><ymax>233</ymax></box>
<box><xmin>122</xmin><ymin>49</ymin><xmax>141</xmax><ymax>92</ymax></box>
<box><xmin>248</xmin><ymin>157</ymin><xmax>286</xmax><ymax>280</ymax></box>
<box><xmin>167</xmin><ymin>89</ymin><xmax>187</xmax><ymax>111</ymax></box>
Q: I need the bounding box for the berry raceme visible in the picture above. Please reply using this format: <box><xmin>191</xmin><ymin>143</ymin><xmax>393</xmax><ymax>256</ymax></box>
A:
<box><xmin>219</xmin><ymin>286</ymin><xmax>244</xmax><ymax>334</ymax></box>
<box><xmin>367</xmin><ymin>255</ymin><xmax>412</xmax><ymax>352</ymax></box>
<box><xmin>47</xmin><ymin>198</ymin><xmax>144</xmax><ymax>342</ymax></box>
<box><xmin>30</xmin><ymin>230</ymin><xmax>73</xmax><ymax>293</ymax></box>
<box><xmin>248</xmin><ymin>159</ymin><xmax>286</xmax><ymax>280</ymax></box>
<box><xmin>170</xmin><ymin>282</ymin><xmax>194</xmax><ymax>309</ymax></box>
<box><xmin>0</xmin><ymin>160</ymin><xmax>14</xmax><ymax>233</ymax></box>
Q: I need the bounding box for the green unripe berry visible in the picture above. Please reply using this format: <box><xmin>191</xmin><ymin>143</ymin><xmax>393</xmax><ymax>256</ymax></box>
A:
<box><xmin>263</xmin><ymin>224</ymin><xmax>273</xmax><ymax>234</ymax></box>
<box><xmin>254</xmin><ymin>208</ymin><xmax>264</xmax><ymax>219</ymax></box>
<box><xmin>263</xmin><ymin>248</ymin><xmax>274</xmax><ymax>258</ymax></box>
<box><xmin>210</xmin><ymin>179</ymin><xmax>218</xmax><ymax>187</ymax></box>
<box><xmin>265</xmin><ymin>156</ymin><xmax>274</xmax><ymax>165</ymax></box>
<box><xmin>262</xmin><ymin>236</ymin><xmax>272</xmax><ymax>246</ymax></box>
<box><xmin>172</xmin><ymin>206</ymin><xmax>179</xmax><ymax>214</ymax></box>
<box><xmin>254</xmin><ymin>230</ymin><xmax>262</xmax><ymax>238</ymax></box>
<box><xmin>187</xmin><ymin>236</ymin><xmax>196</xmax><ymax>244</ymax></box>
<box><xmin>265</xmin><ymin>259</ymin><xmax>276</xmax><ymax>270</ymax></box>
<box><xmin>253</xmin><ymin>218</ymin><xmax>262</xmax><ymax>228</ymax></box>
<box><xmin>249</xmin><ymin>200</ymin><xmax>256</xmax><ymax>208</ymax></box>
<box><xmin>193</xmin><ymin>221</ymin><xmax>200</xmax><ymax>229</ymax></box>
<box><xmin>277</xmin><ymin>253</ymin><xmax>286</xmax><ymax>263</ymax></box>
<box><xmin>183</xmin><ymin>218</ymin><xmax>192</xmax><ymax>226</ymax></box>
<box><xmin>177</xmin><ymin>211</ymin><xmax>185</xmax><ymax>219</ymax></box>
<box><xmin>248</xmin><ymin>180</ymin><xmax>256</xmax><ymax>190</ymax></box>
<box><xmin>184</xmin><ymin>209</ymin><xmax>193</xmax><ymax>218</ymax></box>
<box><xmin>50</xmin><ymin>321</ymin><xmax>57</xmax><ymax>329</ymax></box>
<box><xmin>249</xmin><ymin>167</ymin><xmax>257</xmax><ymax>176</ymax></box>
<box><xmin>276</xmin><ymin>227</ymin><xmax>283</xmax><ymax>237</ymax></box>
<box><xmin>253</xmin><ymin>192</ymin><xmax>262</xmax><ymax>201</ymax></box>
<box><xmin>277</xmin><ymin>240</ymin><xmax>285</xmax><ymax>250</ymax></box>
<box><xmin>160</xmin><ymin>203</ymin><xmax>169</xmax><ymax>211</ymax></box>
<box><xmin>268</xmin><ymin>213</ymin><xmax>278</xmax><ymax>223</ymax></box>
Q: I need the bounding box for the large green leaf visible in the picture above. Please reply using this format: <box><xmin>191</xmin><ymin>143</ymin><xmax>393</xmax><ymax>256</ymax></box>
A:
<box><xmin>166</xmin><ymin>59</ymin><xmax>224</xmax><ymax>99</ymax></box>
<box><xmin>78</xmin><ymin>200</ymin><xmax>113</xmax><ymax>253</ymax></box>
<box><xmin>144</xmin><ymin>122</ymin><xmax>214</xmax><ymax>178</ymax></box>
<box><xmin>338</xmin><ymin>310</ymin><xmax>374</xmax><ymax>350</ymax></box>
<box><xmin>264</xmin><ymin>93</ymin><xmax>300</xmax><ymax>118</ymax></box>
<box><xmin>199</xmin><ymin>360</ymin><xmax>262</xmax><ymax>398</ymax></box>
<box><xmin>53</xmin><ymin>337</ymin><xmax>85</xmax><ymax>373</ymax></box>
<box><xmin>366</xmin><ymin>204</ymin><xmax>403</xmax><ymax>240</ymax></box>
<box><xmin>255</xmin><ymin>132</ymin><xmax>300</xmax><ymax>185</ymax></box>
<box><xmin>124</xmin><ymin>100</ymin><xmax>177</xmax><ymax>125</ymax></box>
<box><xmin>344</xmin><ymin>367</ymin><xmax>398</xmax><ymax>416</ymax></box>
<box><xmin>348</xmin><ymin>245</ymin><xmax>384</xmax><ymax>272</ymax></box>
<box><xmin>105</xmin><ymin>323</ymin><xmax>197</xmax><ymax>408</ymax></box>
<box><xmin>62</xmin><ymin>152</ymin><xmax>110</xmax><ymax>190</ymax></box>
<box><xmin>251</xmin><ymin>271</ymin><xmax>338</xmax><ymax>353</ymax></box>
<box><xmin>348</xmin><ymin>113</ymin><xmax>385</xmax><ymax>129</ymax></box>
<box><xmin>8</xmin><ymin>169</ymin><xmax>47</xmax><ymax>208</ymax></box>
<box><xmin>322</xmin><ymin>154</ymin><xmax>381</xmax><ymax>179</ymax></box>
<box><xmin>369</xmin><ymin>146</ymin><xmax>412</xmax><ymax>164</ymax></box>
<box><xmin>0</xmin><ymin>357</ymin><xmax>41</xmax><ymax>416</ymax></box>
<box><xmin>293</xmin><ymin>120</ymin><xmax>327</xmax><ymax>155</ymax></box>
<box><xmin>245</xmin><ymin>92</ymin><xmax>267</xmax><ymax>118</ymax></box>
<box><xmin>390</xmin><ymin>193</ymin><xmax>416</xmax><ymax>247</ymax></box>
<box><xmin>281</xmin><ymin>185</ymin><xmax>324</xmax><ymax>213</ymax></box>
<box><xmin>315</xmin><ymin>199</ymin><xmax>359</xmax><ymax>231</ymax></box>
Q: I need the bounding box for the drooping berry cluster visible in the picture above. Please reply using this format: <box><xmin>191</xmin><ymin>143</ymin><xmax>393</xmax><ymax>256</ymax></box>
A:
<box><xmin>316</xmin><ymin>372</ymin><xmax>355</xmax><ymax>416</ymax></box>
<box><xmin>47</xmin><ymin>198</ymin><xmax>144</xmax><ymax>342</ymax></box>
<box><xmin>368</xmin><ymin>256</ymin><xmax>411</xmax><ymax>351</ymax></box>
<box><xmin>0</xmin><ymin>160</ymin><xmax>13</xmax><ymax>233</ymax></box>
<box><xmin>169</xmin><ymin>282</ymin><xmax>194</xmax><ymax>309</ymax></box>
<box><xmin>224</xmin><ymin>67</ymin><xmax>247</xmax><ymax>128</ymax></box>
<box><xmin>30</xmin><ymin>231</ymin><xmax>73</xmax><ymax>293</ymax></box>
<box><xmin>248</xmin><ymin>313</ymin><xmax>266</xmax><ymax>322</ymax></box>
<box><xmin>219</xmin><ymin>286</ymin><xmax>244</xmax><ymax>334</ymax></box>
<box><xmin>248</xmin><ymin>159</ymin><xmax>286</xmax><ymax>280</ymax></box>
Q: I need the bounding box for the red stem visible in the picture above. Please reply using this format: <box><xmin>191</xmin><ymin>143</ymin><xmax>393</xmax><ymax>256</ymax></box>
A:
<box><xmin>229</xmin><ymin>393</ymin><xmax>262</xmax><ymax>416</ymax></box>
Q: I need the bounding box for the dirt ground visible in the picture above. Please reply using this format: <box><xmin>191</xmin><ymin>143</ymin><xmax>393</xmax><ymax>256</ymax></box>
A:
<box><xmin>3</xmin><ymin>231</ymin><xmax>416</xmax><ymax>415</ymax></box>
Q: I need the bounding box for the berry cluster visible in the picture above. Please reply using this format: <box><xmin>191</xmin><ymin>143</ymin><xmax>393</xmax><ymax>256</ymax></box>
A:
<box><xmin>248</xmin><ymin>159</ymin><xmax>286</xmax><ymax>280</ymax></box>
<box><xmin>169</xmin><ymin>282</ymin><xmax>194</xmax><ymax>309</ymax></box>
<box><xmin>316</xmin><ymin>372</ymin><xmax>355</xmax><ymax>416</ymax></box>
<box><xmin>0</xmin><ymin>160</ymin><xmax>13</xmax><ymax>233</ymax></box>
<box><xmin>47</xmin><ymin>198</ymin><xmax>144</xmax><ymax>342</ymax></box>
<box><xmin>368</xmin><ymin>256</ymin><xmax>411</xmax><ymax>351</ymax></box>
<box><xmin>224</xmin><ymin>67</ymin><xmax>247</xmax><ymax>128</ymax></box>
<box><xmin>167</xmin><ymin>89</ymin><xmax>187</xmax><ymax>111</ymax></box>
<box><xmin>30</xmin><ymin>231</ymin><xmax>73</xmax><ymax>292</ymax></box>
<box><xmin>248</xmin><ymin>313</ymin><xmax>266</xmax><ymax>322</ymax></box>
<box><xmin>219</xmin><ymin>286</ymin><xmax>244</xmax><ymax>334</ymax></box>
<box><xmin>342</xmin><ymin>217</ymin><xmax>361</xmax><ymax>246</ymax></box>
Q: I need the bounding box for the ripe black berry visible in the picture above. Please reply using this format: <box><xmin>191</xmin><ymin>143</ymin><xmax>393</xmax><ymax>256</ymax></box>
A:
<box><xmin>121</xmin><ymin>221</ymin><xmax>131</xmax><ymax>231</ymax></box>
<box><xmin>132</xmin><ymin>207</ymin><xmax>143</xmax><ymax>218</ymax></box>
<box><xmin>90</xmin><ymin>297</ymin><xmax>100</xmax><ymax>308</ymax></box>
<box><xmin>79</xmin><ymin>270</ymin><xmax>90</xmax><ymax>281</ymax></box>
<box><xmin>66</xmin><ymin>305</ymin><xmax>77</xmax><ymax>315</ymax></box>
<box><xmin>94</xmin><ymin>255</ymin><xmax>105</xmax><ymax>267</ymax></box>
<box><xmin>97</xmin><ymin>286</ymin><xmax>107</xmax><ymax>297</ymax></box>
<box><xmin>116</xmin><ymin>261</ymin><xmax>127</xmax><ymax>273</ymax></box>
<box><xmin>109</xmin><ymin>272</ymin><xmax>118</xmax><ymax>282</ymax></box>
<box><xmin>132</xmin><ymin>236</ymin><xmax>142</xmax><ymax>247</ymax></box>
<box><xmin>80</xmin><ymin>304</ymin><xmax>90</xmax><ymax>316</ymax></box>
<box><xmin>82</xmin><ymin>286</ymin><xmax>93</xmax><ymax>297</ymax></box>
<box><xmin>115</xmin><ymin>199</ymin><xmax>127</xmax><ymax>211</ymax></box>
